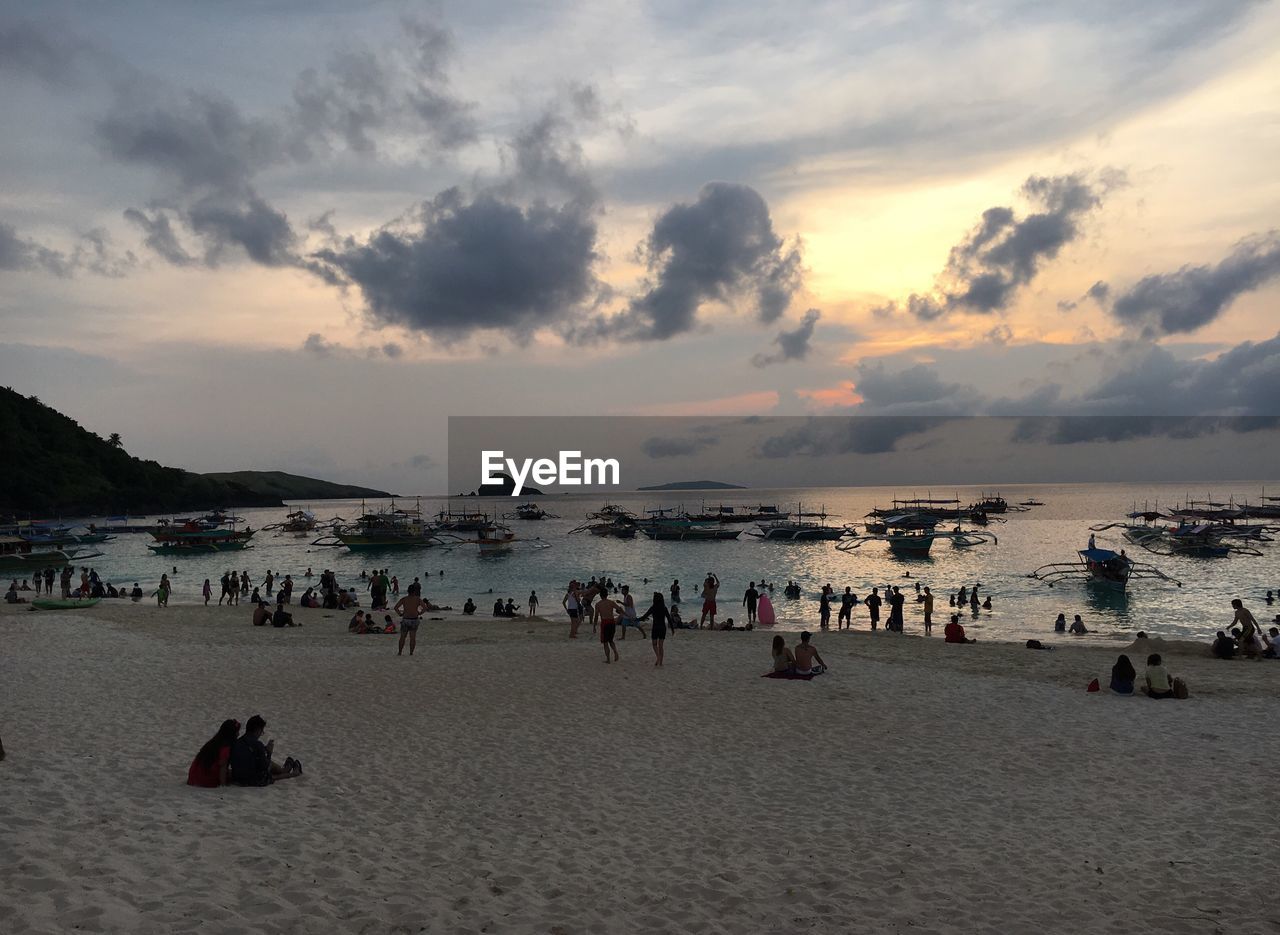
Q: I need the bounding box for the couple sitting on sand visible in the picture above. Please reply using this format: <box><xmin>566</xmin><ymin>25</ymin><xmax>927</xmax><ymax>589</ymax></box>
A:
<box><xmin>769</xmin><ymin>632</ymin><xmax>827</xmax><ymax>677</ymax></box>
<box><xmin>1103</xmin><ymin>653</ymin><xmax>1186</xmax><ymax>699</ymax></box>
<box><xmin>186</xmin><ymin>715</ymin><xmax>302</xmax><ymax>788</ymax></box>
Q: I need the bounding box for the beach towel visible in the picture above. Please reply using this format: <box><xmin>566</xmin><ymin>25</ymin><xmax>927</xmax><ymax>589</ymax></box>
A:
<box><xmin>762</xmin><ymin>670</ymin><xmax>815</xmax><ymax>681</ymax></box>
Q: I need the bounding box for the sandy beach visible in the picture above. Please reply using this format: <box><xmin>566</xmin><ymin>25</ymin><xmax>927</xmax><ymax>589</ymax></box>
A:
<box><xmin>3</xmin><ymin>599</ymin><xmax>1278</xmax><ymax>934</ymax></box>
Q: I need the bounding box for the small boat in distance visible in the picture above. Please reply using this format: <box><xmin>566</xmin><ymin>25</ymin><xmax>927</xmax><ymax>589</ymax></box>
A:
<box><xmin>1029</xmin><ymin>544</ymin><xmax>1181</xmax><ymax>592</ymax></box>
<box><xmin>504</xmin><ymin>503</ymin><xmax>559</xmax><ymax>521</ymax></box>
<box><xmin>147</xmin><ymin>523</ymin><xmax>255</xmax><ymax>555</ymax></box>
<box><xmin>313</xmin><ymin>501</ymin><xmax>443</xmax><ymax>550</ymax></box>
<box><xmin>1019</xmin><ymin>499</ymin><xmax>1045</xmax><ymax>507</ymax></box>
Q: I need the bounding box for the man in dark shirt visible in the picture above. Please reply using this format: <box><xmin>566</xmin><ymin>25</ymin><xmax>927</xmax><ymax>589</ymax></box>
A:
<box><xmin>743</xmin><ymin>582</ymin><xmax>759</xmax><ymax>624</ymax></box>
<box><xmin>229</xmin><ymin>715</ymin><xmax>301</xmax><ymax>786</ymax></box>
<box><xmin>865</xmin><ymin>588</ymin><xmax>882</xmax><ymax>630</ymax></box>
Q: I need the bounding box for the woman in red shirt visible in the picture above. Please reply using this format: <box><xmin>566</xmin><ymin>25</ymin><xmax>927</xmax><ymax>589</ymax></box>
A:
<box><xmin>187</xmin><ymin>719</ymin><xmax>241</xmax><ymax>787</ymax></box>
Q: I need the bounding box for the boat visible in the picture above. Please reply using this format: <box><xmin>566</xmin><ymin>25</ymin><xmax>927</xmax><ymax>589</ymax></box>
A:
<box><xmin>0</xmin><ymin>536</ymin><xmax>96</xmax><ymax>571</ymax></box>
<box><xmin>31</xmin><ymin>597</ymin><xmax>101</xmax><ymax>610</ymax></box>
<box><xmin>264</xmin><ymin>510</ymin><xmax>318</xmax><ymax>534</ymax></box>
<box><xmin>1028</xmin><ymin>546</ymin><xmax>1180</xmax><ymax>592</ymax></box>
<box><xmin>838</xmin><ymin>514</ymin><xmax>998</xmax><ymax>555</ymax></box>
<box><xmin>570</xmin><ymin>517</ymin><xmax>638</xmax><ymax>538</ymax></box>
<box><xmin>504</xmin><ymin>503</ymin><xmax>559</xmax><ymax>521</ymax></box>
<box><xmin>748</xmin><ymin>504</ymin><xmax>843</xmax><ymax>541</ymax></box>
<box><xmin>148</xmin><ymin>522</ymin><xmax>256</xmax><ymax>555</ymax></box>
<box><xmin>1091</xmin><ymin>512</ymin><xmax>1266</xmax><ymax>558</ymax></box>
<box><xmin>315</xmin><ymin>501</ymin><xmax>443</xmax><ymax>550</ymax></box>
<box><xmin>637</xmin><ymin>509</ymin><xmax>741</xmax><ymax>541</ymax></box>
<box><xmin>689</xmin><ymin>503</ymin><xmax>791</xmax><ymax>524</ymax></box>
<box><xmin>1019</xmin><ymin>499</ymin><xmax>1045</xmax><ymax>507</ymax></box>
<box><xmin>434</xmin><ymin>509</ymin><xmax>496</xmax><ymax>532</ymax></box>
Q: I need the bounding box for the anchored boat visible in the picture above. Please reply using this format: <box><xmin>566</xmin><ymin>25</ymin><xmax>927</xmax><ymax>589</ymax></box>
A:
<box><xmin>1029</xmin><ymin>546</ymin><xmax>1181</xmax><ymax>591</ymax></box>
<box><xmin>147</xmin><ymin>522</ymin><xmax>255</xmax><ymax>555</ymax></box>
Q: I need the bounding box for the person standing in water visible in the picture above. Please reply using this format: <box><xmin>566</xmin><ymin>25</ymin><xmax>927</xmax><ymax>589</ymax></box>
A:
<box><xmin>594</xmin><ymin>589</ymin><xmax>621</xmax><ymax>663</ymax></box>
<box><xmin>922</xmin><ymin>586</ymin><xmax>935</xmax><ymax>634</ymax></box>
<box><xmin>157</xmin><ymin>574</ymin><xmax>172</xmax><ymax>607</ymax></box>
<box><xmin>670</xmin><ymin>579</ymin><xmax>680</xmax><ymax>605</ymax></box>
<box><xmin>528</xmin><ymin>590</ymin><xmax>539</xmax><ymax>618</ymax></box>
<box><xmin>743</xmin><ymin>582</ymin><xmax>759</xmax><ymax>625</ymax></box>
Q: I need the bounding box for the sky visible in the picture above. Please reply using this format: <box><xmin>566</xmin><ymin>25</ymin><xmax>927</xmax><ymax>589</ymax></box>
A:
<box><xmin>2</xmin><ymin>0</ymin><xmax>1279</xmax><ymax>493</ymax></box>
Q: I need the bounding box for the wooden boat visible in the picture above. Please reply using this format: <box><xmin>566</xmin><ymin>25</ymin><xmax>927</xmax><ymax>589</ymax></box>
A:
<box><xmin>838</xmin><ymin>514</ymin><xmax>998</xmax><ymax>555</ymax></box>
<box><xmin>148</xmin><ymin>523</ymin><xmax>256</xmax><ymax>555</ymax></box>
<box><xmin>264</xmin><ymin>510</ymin><xmax>318</xmax><ymax>534</ymax></box>
<box><xmin>637</xmin><ymin>509</ymin><xmax>741</xmax><ymax>541</ymax></box>
<box><xmin>1019</xmin><ymin>499</ymin><xmax>1045</xmax><ymax>507</ymax></box>
<box><xmin>748</xmin><ymin>503</ymin><xmax>843</xmax><ymax>541</ymax></box>
<box><xmin>317</xmin><ymin>501</ymin><xmax>442</xmax><ymax>550</ymax></box>
<box><xmin>434</xmin><ymin>509</ymin><xmax>495</xmax><ymax>532</ymax></box>
<box><xmin>505</xmin><ymin>503</ymin><xmax>559</xmax><ymax>521</ymax></box>
<box><xmin>0</xmin><ymin>536</ymin><xmax>83</xmax><ymax>571</ymax></box>
<box><xmin>1029</xmin><ymin>546</ymin><xmax>1180</xmax><ymax>592</ymax></box>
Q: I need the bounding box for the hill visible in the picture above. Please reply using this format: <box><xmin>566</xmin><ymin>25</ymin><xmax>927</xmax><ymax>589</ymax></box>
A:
<box><xmin>637</xmin><ymin>480</ymin><xmax>747</xmax><ymax>491</ymax></box>
<box><xmin>0</xmin><ymin>387</ymin><xmax>390</xmax><ymax>516</ymax></box>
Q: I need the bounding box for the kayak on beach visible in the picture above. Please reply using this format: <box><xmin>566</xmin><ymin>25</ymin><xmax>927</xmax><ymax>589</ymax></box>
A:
<box><xmin>31</xmin><ymin>598</ymin><xmax>102</xmax><ymax>611</ymax></box>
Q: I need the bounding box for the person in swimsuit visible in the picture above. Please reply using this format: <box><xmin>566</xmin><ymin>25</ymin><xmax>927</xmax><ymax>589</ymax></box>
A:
<box><xmin>793</xmin><ymin>631</ymin><xmax>826</xmax><ymax>675</ymax></box>
<box><xmin>865</xmin><ymin>587</ymin><xmax>881</xmax><ymax>630</ymax></box>
<box><xmin>157</xmin><ymin>574</ymin><xmax>172</xmax><ymax>607</ymax></box>
<box><xmin>395</xmin><ymin>593</ymin><xmax>429</xmax><ymax>656</ymax></box>
<box><xmin>743</xmin><ymin>582</ymin><xmax>759</xmax><ymax>624</ymax></box>
<box><xmin>922</xmin><ymin>587</ymin><xmax>934</xmax><ymax>634</ymax></box>
<box><xmin>838</xmin><ymin>587</ymin><xmax>855</xmax><ymax>629</ymax></box>
<box><xmin>639</xmin><ymin>592</ymin><xmax>671</xmax><ymax>666</ymax></box>
<box><xmin>771</xmin><ymin>635</ymin><xmax>795</xmax><ymax>673</ymax></box>
<box><xmin>528</xmin><ymin>590</ymin><xmax>538</xmax><ymax>618</ymax></box>
<box><xmin>594</xmin><ymin>591</ymin><xmax>621</xmax><ymax>663</ymax></box>
<box><xmin>700</xmin><ymin>573</ymin><xmax>720</xmax><ymax>629</ymax></box>
<box><xmin>819</xmin><ymin>586</ymin><xmax>832</xmax><ymax>629</ymax></box>
<box><xmin>562</xmin><ymin>584</ymin><xmax>582</xmax><ymax>638</ymax></box>
<box><xmin>1231</xmin><ymin>598</ymin><xmax>1260</xmax><ymax>656</ymax></box>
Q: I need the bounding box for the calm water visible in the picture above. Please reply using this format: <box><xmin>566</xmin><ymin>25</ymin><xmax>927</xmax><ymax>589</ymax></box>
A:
<box><xmin>43</xmin><ymin>482</ymin><xmax>1280</xmax><ymax>645</ymax></box>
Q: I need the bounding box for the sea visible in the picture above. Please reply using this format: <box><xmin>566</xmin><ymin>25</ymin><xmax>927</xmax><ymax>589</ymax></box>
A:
<box><xmin>36</xmin><ymin>481</ymin><xmax>1280</xmax><ymax>646</ymax></box>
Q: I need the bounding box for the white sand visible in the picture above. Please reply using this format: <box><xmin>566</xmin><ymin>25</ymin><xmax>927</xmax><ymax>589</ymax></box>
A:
<box><xmin>3</xmin><ymin>600</ymin><xmax>1278</xmax><ymax>934</ymax></box>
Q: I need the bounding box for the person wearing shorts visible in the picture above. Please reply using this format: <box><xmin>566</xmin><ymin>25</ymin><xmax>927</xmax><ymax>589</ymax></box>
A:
<box><xmin>700</xmin><ymin>573</ymin><xmax>720</xmax><ymax>629</ymax></box>
<box><xmin>395</xmin><ymin>594</ymin><xmax>428</xmax><ymax>656</ymax></box>
<box><xmin>594</xmin><ymin>592</ymin><xmax>621</xmax><ymax>663</ymax></box>
<box><xmin>563</xmin><ymin>585</ymin><xmax>582</xmax><ymax>638</ymax></box>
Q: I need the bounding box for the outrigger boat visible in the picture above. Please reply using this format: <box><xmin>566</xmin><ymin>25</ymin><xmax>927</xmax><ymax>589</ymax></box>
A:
<box><xmin>504</xmin><ymin>502</ymin><xmax>559</xmax><ymax>521</ymax></box>
<box><xmin>1018</xmin><ymin>499</ymin><xmax>1045</xmax><ymax>507</ymax></box>
<box><xmin>434</xmin><ymin>509</ymin><xmax>496</xmax><ymax>532</ymax></box>
<box><xmin>439</xmin><ymin>522</ymin><xmax>552</xmax><ymax>556</ymax></box>
<box><xmin>1091</xmin><ymin>512</ymin><xmax>1268</xmax><ymax>558</ymax></box>
<box><xmin>637</xmin><ymin>508</ymin><xmax>741</xmax><ymax>541</ymax></box>
<box><xmin>148</xmin><ymin>522</ymin><xmax>255</xmax><ymax>555</ymax></box>
<box><xmin>1029</xmin><ymin>545</ymin><xmax>1181</xmax><ymax>591</ymax></box>
<box><xmin>0</xmin><ymin>535</ymin><xmax>103</xmax><ymax>571</ymax></box>
<box><xmin>689</xmin><ymin>503</ymin><xmax>791</xmax><ymax>524</ymax></box>
<box><xmin>264</xmin><ymin>510</ymin><xmax>318</xmax><ymax>534</ymax></box>
<box><xmin>571</xmin><ymin>504</ymin><xmax>640</xmax><ymax>538</ymax></box>
<box><xmin>838</xmin><ymin>515</ymin><xmax>997</xmax><ymax>555</ymax></box>
<box><xmin>313</xmin><ymin>501</ymin><xmax>444</xmax><ymax>550</ymax></box>
<box><xmin>748</xmin><ymin>504</ymin><xmax>844</xmax><ymax>541</ymax></box>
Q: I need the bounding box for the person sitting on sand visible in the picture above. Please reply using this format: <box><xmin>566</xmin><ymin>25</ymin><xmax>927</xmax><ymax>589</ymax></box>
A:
<box><xmin>1054</xmin><ymin>613</ymin><xmax>1066</xmax><ymax>632</ymax></box>
<box><xmin>1143</xmin><ymin>654</ymin><xmax>1175</xmax><ymax>699</ymax></box>
<box><xmin>944</xmin><ymin>614</ymin><xmax>976</xmax><ymax>644</ymax></box>
<box><xmin>130</xmin><ymin>583</ymin><xmax>143</xmax><ymax>602</ymax></box>
<box><xmin>395</xmin><ymin>593</ymin><xmax>429</xmax><ymax>657</ymax></box>
<box><xmin>594</xmin><ymin>590</ymin><xmax>621</xmax><ymax>663</ymax></box>
<box><xmin>1212</xmin><ymin>631</ymin><xmax>1237</xmax><ymax>659</ymax></box>
<box><xmin>6</xmin><ymin>581</ymin><xmax>26</xmax><ymax>604</ymax></box>
<box><xmin>271</xmin><ymin>598</ymin><xmax>294</xmax><ymax>628</ymax></box>
<box><xmin>771</xmin><ymin>634</ymin><xmax>795</xmax><ymax>673</ymax></box>
<box><xmin>187</xmin><ymin>719</ymin><xmax>240</xmax><ymax>787</ymax></box>
<box><xmin>505</xmin><ymin>598</ymin><xmax>519</xmax><ymax>617</ymax></box>
<box><xmin>300</xmin><ymin>588</ymin><xmax>320</xmax><ymax>608</ymax></box>
<box><xmin>1262</xmin><ymin>627</ymin><xmax>1280</xmax><ymax>658</ymax></box>
<box><xmin>348</xmin><ymin>610</ymin><xmax>366</xmax><ymax>633</ymax></box>
<box><xmin>1069</xmin><ymin>615</ymin><xmax>1088</xmax><ymax>635</ymax></box>
<box><xmin>493</xmin><ymin>598</ymin><xmax>506</xmax><ymax>617</ymax></box>
<box><xmin>252</xmin><ymin>601</ymin><xmax>271</xmax><ymax>627</ymax></box>
<box><xmin>229</xmin><ymin>715</ymin><xmax>301</xmax><ymax>786</ymax></box>
<box><xmin>793</xmin><ymin>631</ymin><xmax>826</xmax><ymax>675</ymax></box>
<box><xmin>463</xmin><ymin>598</ymin><xmax>476</xmax><ymax>615</ymax></box>
<box><xmin>1110</xmin><ymin>655</ymin><xmax>1136</xmax><ymax>694</ymax></box>
<box><xmin>669</xmin><ymin>603</ymin><xmax>685</xmax><ymax>629</ymax></box>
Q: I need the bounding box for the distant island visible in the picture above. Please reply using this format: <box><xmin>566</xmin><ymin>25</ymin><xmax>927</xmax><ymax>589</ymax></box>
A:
<box><xmin>461</xmin><ymin>473</ymin><xmax>543</xmax><ymax>497</ymax></box>
<box><xmin>637</xmin><ymin>480</ymin><xmax>747</xmax><ymax>491</ymax></box>
<box><xmin>0</xmin><ymin>387</ymin><xmax>391</xmax><ymax>516</ymax></box>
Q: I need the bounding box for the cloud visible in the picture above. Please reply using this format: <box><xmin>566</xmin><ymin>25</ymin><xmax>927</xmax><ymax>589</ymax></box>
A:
<box><xmin>579</xmin><ymin>182</ymin><xmax>803</xmax><ymax>341</ymax></box>
<box><xmin>0</xmin><ymin>222</ymin><xmax>73</xmax><ymax>276</ymax></box>
<box><xmin>1108</xmin><ymin>231</ymin><xmax>1280</xmax><ymax>336</ymax></box>
<box><xmin>301</xmin><ymin>333</ymin><xmax>338</xmax><ymax>357</ymax></box>
<box><xmin>314</xmin><ymin>189</ymin><xmax>598</xmax><ymax>341</ymax></box>
<box><xmin>753</xmin><ymin>308</ymin><xmax>821</xmax><ymax>366</ymax></box>
<box><xmin>0</xmin><ymin>18</ymin><xmax>95</xmax><ymax>87</ymax></box>
<box><xmin>123</xmin><ymin>208</ymin><xmax>195</xmax><ymax>266</ymax></box>
<box><xmin>1057</xmin><ymin>279</ymin><xmax>1109</xmax><ymax>312</ymax></box>
<box><xmin>0</xmin><ymin>222</ymin><xmax>135</xmax><ymax>278</ymax></box>
<box><xmin>640</xmin><ymin>435</ymin><xmax>719</xmax><ymax>458</ymax></box>
<box><xmin>875</xmin><ymin>172</ymin><xmax>1119</xmax><ymax>320</ymax></box>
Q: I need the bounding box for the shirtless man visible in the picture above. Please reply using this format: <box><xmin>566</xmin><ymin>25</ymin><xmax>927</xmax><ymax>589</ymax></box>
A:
<box><xmin>593</xmin><ymin>590</ymin><xmax>622</xmax><ymax>663</ymax></box>
<box><xmin>793</xmin><ymin>631</ymin><xmax>827</xmax><ymax>675</ymax></box>
<box><xmin>395</xmin><ymin>593</ymin><xmax>430</xmax><ymax>657</ymax></box>
<box><xmin>700</xmin><ymin>573</ymin><xmax>720</xmax><ymax>629</ymax></box>
<box><xmin>1231</xmin><ymin>598</ymin><xmax>1260</xmax><ymax>655</ymax></box>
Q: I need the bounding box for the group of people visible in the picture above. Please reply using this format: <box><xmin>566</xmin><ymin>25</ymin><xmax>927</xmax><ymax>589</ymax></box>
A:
<box><xmin>8</xmin><ymin>567</ymin><xmax>145</xmax><ymax>602</ymax></box>
<box><xmin>1212</xmin><ymin>598</ymin><xmax>1280</xmax><ymax>658</ymax></box>
<box><xmin>186</xmin><ymin>715</ymin><xmax>302</xmax><ymax>787</ymax></box>
<box><xmin>1105</xmin><ymin>653</ymin><xmax>1184</xmax><ymax>699</ymax></box>
<box><xmin>1054</xmin><ymin>613</ymin><xmax>1091</xmax><ymax>634</ymax></box>
<box><xmin>769</xmin><ymin>631</ymin><xmax>827</xmax><ymax>676</ymax></box>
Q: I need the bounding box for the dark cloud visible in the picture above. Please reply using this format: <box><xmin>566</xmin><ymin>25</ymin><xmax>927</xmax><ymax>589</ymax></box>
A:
<box><xmin>578</xmin><ymin>182</ymin><xmax>803</xmax><ymax>341</ymax></box>
<box><xmin>0</xmin><ymin>222</ymin><xmax>134</xmax><ymax>278</ymax></box>
<box><xmin>876</xmin><ymin>172</ymin><xmax>1117</xmax><ymax>320</ymax></box>
<box><xmin>753</xmin><ymin>308</ymin><xmax>820</xmax><ymax>367</ymax></box>
<box><xmin>123</xmin><ymin>207</ymin><xmax>194</xmax><ymax>266</ymax></box>
<box><xmin>0</xmin><ymin>222</ymin><xmax>72</xmax><ymax>277</ymax></box>
<box><xmin>301</xmin><ymin>333</ymin><xmax>337</xmax><ymax>357</ymax></box>
<box><xmin>641</xmin><ymin>435</ymin><xmax>719</xmax><ymax>458</ymax></box>
<box><xmin>0</xmin><ymin>18</ymin><xmax>94</xmax><ymax>86</ymax></box>
<box><xmin>185</xmin><ymin>190</ymin><xmax>297</xmax><ymax>267</ymax></box>
<box><xmin>313</xmin><ymin>188</ymin><xmax>598</xmax><ymax>340</ymax></box>
<box><xmin>381</xmin><ymin>342</ymin><xmax>404</xmax><ymax>359</ymax></box>
<box><xmin>1108</xmin><ymin>231</ymin><xmax>1280</xmax><ymax>336</ymax></box>
<box><xmin>757</xmin><ymin>416</ymin><xmax>954</xmax><ymax>457</ymax></box>
<box><xmin>1057</xmin><ymin>279</ymin><xmax>1109</xmax><ymax>312</ymax></box>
